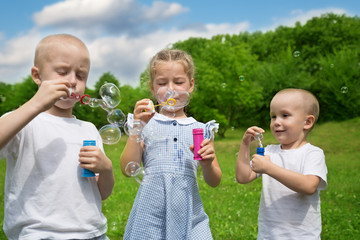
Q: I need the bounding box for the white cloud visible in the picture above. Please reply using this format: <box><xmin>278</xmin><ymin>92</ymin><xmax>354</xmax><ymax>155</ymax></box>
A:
<box><xmin>86</xmin><ymin>22</ymin><xmax>250</xmax><ymax>87</ymax></box>
<box><xmin>0</xmin><ymin>32</ymin><xmax>43</xmax><ymax>84</ymax></box>
<box><xmin>262</xmin><ymin>8</ymin><xmax>347</xmax><ymax>31</ymax></box>
<box><xmin>33</xmin><ymin>0</ymin><xmax>188</xmax><ymax>37</ymax></box>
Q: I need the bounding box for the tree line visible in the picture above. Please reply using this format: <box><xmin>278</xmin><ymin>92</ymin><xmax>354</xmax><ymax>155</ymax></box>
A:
<box><xmin>1</xmin><ymin>13</ymin><xmax>359</xmax><ymax>137</ymax></box>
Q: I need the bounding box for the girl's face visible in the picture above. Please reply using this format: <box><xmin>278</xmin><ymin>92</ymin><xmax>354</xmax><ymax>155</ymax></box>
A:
<box><xmin>151</xmin><ymin>61</ymin><xmax>194</xmax><ymax>95</ymax></box>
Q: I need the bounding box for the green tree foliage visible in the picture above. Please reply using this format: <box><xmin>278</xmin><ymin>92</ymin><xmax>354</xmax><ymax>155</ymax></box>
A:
<box><xmin>0</xmin><ymin>76</ymin><xmax>37</xmax><ymax>114</ymax></box>
<box><xmin>1</xmin><ymin>13</ymin><xmax>360</xmax><ymax>137</ymax></box>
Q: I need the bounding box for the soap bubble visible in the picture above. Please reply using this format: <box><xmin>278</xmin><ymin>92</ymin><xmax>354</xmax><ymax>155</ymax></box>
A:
<box><xmin>107</xmin><ymin>109</ymin><xmax>126</xmax><ymax>127</ymax></box>
<box><xmin>239</xmin><ymin>75</ymin><xmax>244</xmax><ymax>82</ymax></box>
<box><xmin>156</xmin><ymin>87</ymin><xmax>190</xmax><ymax>112</ymax></box>
<box><xmin>330</xmin><ymin>64</ymin><xmax>334</xmax><ymax>68</ymax></box>
<box><xmin>99</xmin><ymin>124</ymin><xmax>121</xmax><ymax>144</ymax></box>
<box><xmin>88</xmin><ymin>98</ymin><xmax>101</xmax><ymax>108</ymax></box>
<box><xmin>99</xmin><ymin>99</ymin><xmax>113</xmax><ymax>113</ymax></box>
<box><xmin>123</xmin><ymin>121</ymin><xmax>130</xmax><ymax>136</ymax></box>
<box><xmin>293</xmin><ymin>50</ymin><xmax>301</xmax><ymax>58</ymax></box>
<box><xmin>340</xmin><ymin>86</ymin><xmax>348</xmax><ymax>94</ymax></box>
<box><xmin>221</xmin><ymin>83</ymin><xmax>227</xmax><ymax>88</ymax></box>
<box><xmin>125</xmin><ymin>161</ymin><xmax>146</xmax><ymax>184</ymax></box>
<box><xmin>125</xmin><ymin>161</ymin><xmax>141</xmax><ymax>176</ymax></box>
<box><xmin>123</xmin><ymin>120</ymin><xmax>145</xmax><ymax>143</ymax></box>
<box><xmin>99</xmin><ymin>83</ymin><xmax>121</xmax><ymax>108</ymax></box>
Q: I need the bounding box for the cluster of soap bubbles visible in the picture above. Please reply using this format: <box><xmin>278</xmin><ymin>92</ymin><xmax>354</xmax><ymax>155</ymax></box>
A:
<box><xmin>65</xmin><ymin>83</ymin><xmax>125</xmax><ymax>145</ymax></box>
<box><xmin>122</xmin><ymin>87</ymin><xmax>191</xmax><ymax>184</ymax></box>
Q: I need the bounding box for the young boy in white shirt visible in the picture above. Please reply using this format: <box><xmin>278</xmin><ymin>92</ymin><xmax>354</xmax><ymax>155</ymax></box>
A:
<box><xmin>236</xmin><ymin>88</ymin><xmax>328</xmax><ymax>239</ymax></box>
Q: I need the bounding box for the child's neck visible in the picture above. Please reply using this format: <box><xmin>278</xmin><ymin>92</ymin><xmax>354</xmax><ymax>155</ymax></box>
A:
<box><xmin>46</xmin><ymin>106</ymin><xmax>74</xmax><ymax>118</ymax></box>
<box><xmin>281</xmin><ymin>139</ymin><xmax>308</xmax><ymax>150</ymax></box>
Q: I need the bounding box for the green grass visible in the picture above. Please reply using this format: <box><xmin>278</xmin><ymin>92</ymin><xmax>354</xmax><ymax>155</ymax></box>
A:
<box><xmin>1</xmin><ymin>118</ymin><xmax>360</xmax><ymax>239</ymax></box>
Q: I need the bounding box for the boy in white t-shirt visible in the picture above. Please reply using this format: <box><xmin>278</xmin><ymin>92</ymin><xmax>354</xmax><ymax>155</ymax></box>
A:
<box><xmin>236</xmin><ymin>88</ymin><xmax>328</xmax><ymax>239</ymax></box>
<box><xmin>0</xmin><ymin>34</ymin><xmax>114</xmax><ymax>240</ymax></box>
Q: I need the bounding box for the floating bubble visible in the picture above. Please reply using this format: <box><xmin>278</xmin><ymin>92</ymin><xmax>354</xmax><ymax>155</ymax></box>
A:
<box><xmin>123</xmin><ymin>121</ymin><xmax>130</xmax><ymax>136</ymax></box>
<box><xmin>99</xmin><ymin>83</ymin><xmax>121</xmax><ymax>108</ymax></box>
<box><xmin>88</xmin><ymin>98</ymin><xmax>101</xmax><ymax>108</ymax></box>
<box><xmin>340</xmin><ymin>86</ymin><xmax>348</xmax><ymax>94</ymax></box>
<box><xmin>99</xmin><ymin>124</ymin><xmax>121</xmax><ymax>144</ymax></box>
<box><xmin>134</xmin><ymin>168</ymin><xmax>146</xmax><ymax>184</ymax></box>
<box><xmin>123</xmin><ymin>120</ymin><xmax>145</xmax><ymax>143</ymax></box>
<box><xmin>330</xmin><ymin>64</ymin><xmax>334</xmax><ymax>68</ymax></box>
<box><xmin>159</xmin><ymin>108</ymin><xmax>176</xmax><ymax>118</ymax></box>
<box><xmin>99</xmin><ymin>99</ymin><xmax>113</xmax><ymax>113</ymax></box>
<box><xmin>221</xmin><ymin>83</ymin><xmax>227</xmax><ymax>88</ymax></box>
<box><xmin>239</xmin><ymin>75</ymin><xmax>245</xmax><ymax>82</ymax></box>
<box><xmin>155</xmin><ymin>87</ymin><xmax>190</xmax><ymax>113</ymax></box>
<box><xmin>125</xmin><ymin>161</ymin><xmax>146</xmax><ymax>184</ymax></box>
<box><xmin>125</xmin><ymin>161</ymin><xmax>141</xmax><ymax>176</ymax></box>
<box><xmin>293</xmin><ymin>50</ymin><xmax>301</xmax><ymax>58</ymax></box>
<box><xmin>107</xmin><ymin>109</ymin><xmax>126</xmax><ymax>127</ymax></box>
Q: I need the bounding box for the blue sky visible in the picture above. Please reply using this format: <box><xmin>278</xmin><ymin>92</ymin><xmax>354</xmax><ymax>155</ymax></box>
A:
<box><xmin>0</xmin><ymin>0</ymin><xmax>359</xmax><ymax>88</ymax></box>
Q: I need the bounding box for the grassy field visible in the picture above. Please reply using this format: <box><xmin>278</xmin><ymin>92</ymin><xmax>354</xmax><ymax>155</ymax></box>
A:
<box><xmin>0</xmin><ymin>118</ymin><xmax>359</xmax><ymax>239</ymax></box>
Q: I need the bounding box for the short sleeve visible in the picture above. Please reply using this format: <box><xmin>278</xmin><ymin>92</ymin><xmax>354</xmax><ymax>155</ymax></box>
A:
<box><xmin>203</xmin><ymin>120</ymin><xmax>219</xmax><ymax>140</ymax></box>
<box><xmin>0</xmin><ymin>112</ymin><xmax>21</xmax><ymax>159</ymax></box>
<box><xmin>303</xmin><ymin>147</ymin><xmax>328</xmax><ymax>190</ymax></box>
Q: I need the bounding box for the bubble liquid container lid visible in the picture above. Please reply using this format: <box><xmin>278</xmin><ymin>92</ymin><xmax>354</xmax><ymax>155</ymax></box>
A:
<box><xmin>82</xmin><ymin>140</ymin><xmax>96</xmax><ymax>177</ymax></box>
<box><xmin>257</xmin><ymin>147</ymin><xmax>265</xmax><ymax>156</ymax></box>
<box><xmin>193</xmin><ymin>128</ymin><xmax>204</xmax><ymax>160</ymax></box>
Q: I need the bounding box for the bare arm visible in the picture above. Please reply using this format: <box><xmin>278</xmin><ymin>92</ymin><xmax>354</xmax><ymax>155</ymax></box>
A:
<box><xmin>0</xmin><ymin>79</ymin><xmax>70</xmax><ymax>149</ymax></box>
<box><xmin>120</xmin><ymin>99</ymin><xmax>154</xmax><ymax>176</ymax></box>
<box><xmin>251</xmin><ymin>154</ymin><xmax>320</xmax><ymax>195</ymax></box>
<box><xmin>78</xmin><ymin>146</ymin><xmax>114</xmax><ymax>200</ymax></box>
<box><xmin>235</xmin><ymin>126</ymin><xmax>264</xmax><ymax>183</ymax></box>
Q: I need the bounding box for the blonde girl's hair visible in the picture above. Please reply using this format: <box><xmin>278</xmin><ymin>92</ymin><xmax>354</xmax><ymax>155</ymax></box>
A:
<box><xmin>148</xmin><ymin>49</ymin><xmax>195</xmax><ymax>86</ymax></box>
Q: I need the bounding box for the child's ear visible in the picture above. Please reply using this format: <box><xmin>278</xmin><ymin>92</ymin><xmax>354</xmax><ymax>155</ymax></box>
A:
<box><xmin>304</xmin><ymin>115</ymin><xmax>315</xmax><ymax>130</ymax></box>
<box><xmin>31</xmin><ymin>66</ymin><xmax>42</xmax><ymax>86</ymax></box>
<box><xmin>188</xmin><ymin>78</ymin><xmax>195</xmax><ymax>93</ymax></box>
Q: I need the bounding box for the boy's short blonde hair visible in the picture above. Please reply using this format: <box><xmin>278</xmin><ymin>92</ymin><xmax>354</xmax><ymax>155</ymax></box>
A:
<box><xmin>276</xmin><ymin>88</ymin><xmax>320</xmax><ymax>122</ymax></box>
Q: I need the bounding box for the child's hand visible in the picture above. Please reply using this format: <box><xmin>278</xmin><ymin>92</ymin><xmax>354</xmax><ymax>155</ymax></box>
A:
<box><xmin>133</xmin><ymin>98</ymin><xmax>155</xmax><ymax>123</ymax></box>
<box><xmin>31</xmin><ymin>79</ymin><xmax>71</xmax><ymax>112</ymax></box>
<box><xmin>78</xmin><ymin>146</ymin><xmax>113</xmax><ymax>174</ymax></box>
<box><xmin>251</xmin><ymin>154</ymin><xmax>272</xmax><ymax>174</ymax></box>
<box><xmin>242</xmin><ymin>126</ymin><xmax>265</xmax><ymax>145</ymax></box>
<box><xmin>190</xmin><ymin>139</ymin><xmax>216</xmax><ymax>167</ymax></box>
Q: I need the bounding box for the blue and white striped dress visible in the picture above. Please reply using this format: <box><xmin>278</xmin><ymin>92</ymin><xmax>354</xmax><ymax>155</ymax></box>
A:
<box><xmin>124</xmin><ymin>113</ymin><xmax>218</xmax><ymax>240</ymax></box>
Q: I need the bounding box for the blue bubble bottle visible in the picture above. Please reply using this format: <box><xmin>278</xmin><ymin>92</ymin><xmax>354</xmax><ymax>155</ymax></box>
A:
<box><xmin>82</xmin><ymin>140</ymin><xmax>96</xmax><ymax>177</ymax></box>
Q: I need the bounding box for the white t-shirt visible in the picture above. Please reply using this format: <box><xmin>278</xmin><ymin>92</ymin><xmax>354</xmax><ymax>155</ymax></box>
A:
<box><xmin>0</xmin><ymin>112</ymin><xmax>107</xmax><ymax>240</ymax></box>
<box><xmin>257</xmin><ymin>143</ymin><xmax>328</xmax><ymax>240</ymax></box>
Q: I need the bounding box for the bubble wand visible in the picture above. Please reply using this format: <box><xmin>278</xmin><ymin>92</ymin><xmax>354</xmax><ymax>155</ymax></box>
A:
<box><xmin>255</xmin><ymin>133</ymin><xmax>264</xmax><ymax>156</ymax></box>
